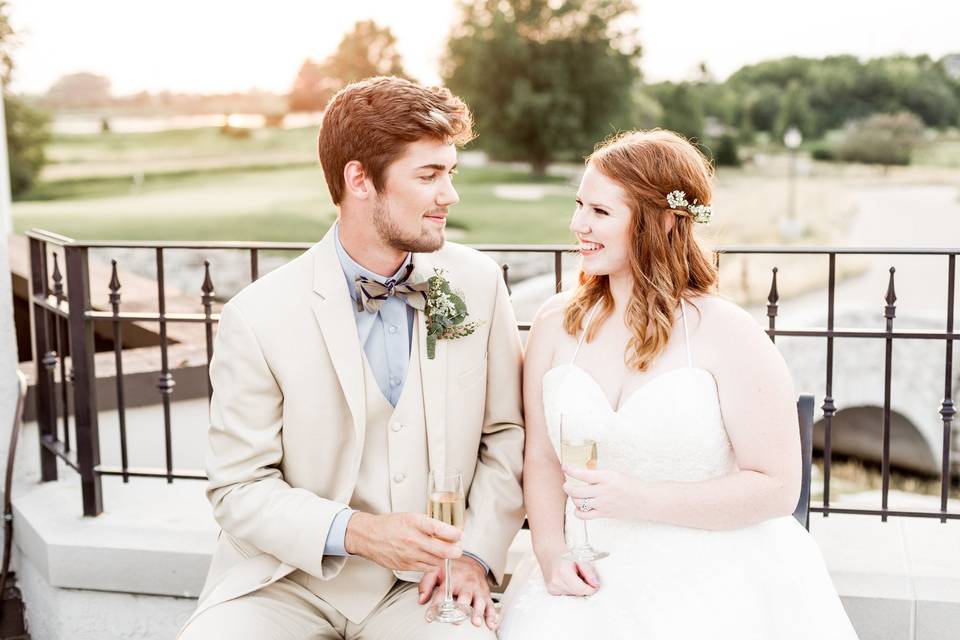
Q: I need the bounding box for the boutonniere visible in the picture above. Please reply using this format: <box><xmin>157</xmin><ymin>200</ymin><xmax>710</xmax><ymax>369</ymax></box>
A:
<box><xmin>425</xmin><ymin>268</ymin><xmax>480</xmax><ymax>359</ymax></box>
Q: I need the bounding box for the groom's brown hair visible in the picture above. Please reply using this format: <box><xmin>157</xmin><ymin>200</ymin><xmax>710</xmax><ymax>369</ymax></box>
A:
<box><xmin>318</xmin><ymin>76</ymin><xmax>475</xmax><ymax>205</ymax></box>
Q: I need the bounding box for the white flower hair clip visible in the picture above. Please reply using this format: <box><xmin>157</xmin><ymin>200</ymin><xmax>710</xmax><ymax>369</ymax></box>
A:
<box><xmin>665</xmin><ymin>190</ymin><xmax>711</xmax><ymax>224</ymax></box>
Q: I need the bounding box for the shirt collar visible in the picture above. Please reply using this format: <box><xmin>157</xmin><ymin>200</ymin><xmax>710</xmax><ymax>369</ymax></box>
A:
<box><xmin>334</xmin><ymin>223</ymin><xmax>413</xmax><ymax>302</ymax></box>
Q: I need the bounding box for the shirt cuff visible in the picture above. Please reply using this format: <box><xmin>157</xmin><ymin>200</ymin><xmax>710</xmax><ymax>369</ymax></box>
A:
<box><xmin>462</xmin><ymin>550</ymin><xmax>491</xmax><ymax>575</ymax></box>
<box><xmin>323</xmin><ymin>508</ymin><xmax>356</xmax><ymax>557</ymax></box>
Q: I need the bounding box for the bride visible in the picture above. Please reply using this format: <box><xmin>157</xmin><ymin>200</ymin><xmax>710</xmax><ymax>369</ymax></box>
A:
<box><xmin>496</xmin><ymin>130</ymin><xmax>858</xmax><ymax>639</ymax></box>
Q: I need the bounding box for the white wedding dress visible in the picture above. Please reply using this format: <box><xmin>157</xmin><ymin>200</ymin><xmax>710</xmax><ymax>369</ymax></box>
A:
<box><xmin>497</xmin><ymin>301</ymin><xmax>858</xmax><ymax>639</ymax></box>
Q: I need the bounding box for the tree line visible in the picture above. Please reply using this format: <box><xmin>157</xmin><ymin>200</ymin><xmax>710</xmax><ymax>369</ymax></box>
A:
<box><xmin>293</xmin><ymin>1</ymin><xmax>960</xmax><ymax>172</ymax></box>
<box><xmin>7</xmin><ymin>0</ymin><xmax>960</xmax><ymax>197</ymax></box>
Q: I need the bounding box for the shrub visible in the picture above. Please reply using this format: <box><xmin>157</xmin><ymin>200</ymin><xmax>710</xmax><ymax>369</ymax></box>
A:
<box><xmin>836</xmin><ymin>112</ymin><xmax>925</xmax><ymax>166</ymax></box>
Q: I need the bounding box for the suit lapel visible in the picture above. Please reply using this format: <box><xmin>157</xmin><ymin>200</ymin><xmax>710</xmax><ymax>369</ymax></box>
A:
<box><xmin>311</xmin><ymin>228</ymin><xmax>366</xmax><ymax>449</ymax></box>
<box><xmin>412</xmin><ymin>253</ymin><xmax>447</xmax><ymax>473</ymax></box>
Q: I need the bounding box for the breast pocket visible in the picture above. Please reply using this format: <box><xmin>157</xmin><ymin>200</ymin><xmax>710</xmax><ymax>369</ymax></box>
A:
<box><xmin>457</xmin><ymin>358</ymin><xmax>488</xmax><ymax>389</ymax></box>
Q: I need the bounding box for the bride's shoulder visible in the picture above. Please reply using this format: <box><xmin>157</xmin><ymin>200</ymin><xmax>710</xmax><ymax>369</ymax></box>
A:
<box><xmin>525</xmin><ymin>292</ymin><xmax>573</xmax><ymax>357</ymax></box>
<box><xmin>685</xmin><ymin>293</ymin><xmax>762</xmax><ymax>337</ymax></box>
<box><xmin>531</xmin><ymin>291</ymin><xmax>573</xmax><ymax>331</ymax></box>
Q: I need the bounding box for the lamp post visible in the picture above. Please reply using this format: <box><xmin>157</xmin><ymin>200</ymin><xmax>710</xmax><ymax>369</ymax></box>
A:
<box><xmin>780</xmin><ymin>126</ymin><xmax>803</xmax><ymax>240</ymax></box>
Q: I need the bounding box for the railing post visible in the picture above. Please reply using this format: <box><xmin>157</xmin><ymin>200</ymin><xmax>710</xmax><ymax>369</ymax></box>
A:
<box><xmin>28</xmin><ymin>237</ymin><xmax>58</xmax><ymax>482</ymax></box>
<box><xmin>766</xmin><ymin>267</ymin><xmax>779</xmax><ymax>343</ymax></box>
<box><xmin>880</xmin><ymin>267</ymin><xmax>897</xmax><ymax>522</ymax></box>
<box><xmin>65</xmin><ymin>244</ymin><xmax>103</xmax><ymax>516</ymax></box>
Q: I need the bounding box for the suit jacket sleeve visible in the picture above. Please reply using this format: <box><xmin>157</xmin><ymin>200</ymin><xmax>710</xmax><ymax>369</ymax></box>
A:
<box><xmin>205</xmin><ymin>301</ymin><xmax>349</xmax><ymax>579</ymax></box>
<box><xmin>460</xmin><ymin>267</ymin><xmax>525</xmax><ymax>584</ymax></box>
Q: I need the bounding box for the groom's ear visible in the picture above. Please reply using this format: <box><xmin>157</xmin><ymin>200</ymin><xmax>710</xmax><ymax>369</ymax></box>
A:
<box><xmin>343</xmin><ymin>160</ymin><xmax>373</xmax><ymax>201</ymax></box>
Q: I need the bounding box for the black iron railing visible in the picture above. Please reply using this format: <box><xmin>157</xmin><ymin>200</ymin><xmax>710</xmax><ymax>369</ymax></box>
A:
<box><xmin>24</xmin><ymin>230</ymin><xmax>958</xmax><ymax>520</ymax></box>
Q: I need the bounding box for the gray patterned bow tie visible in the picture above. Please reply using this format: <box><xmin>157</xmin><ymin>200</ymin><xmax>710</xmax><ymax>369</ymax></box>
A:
<box><xmin>354</xmin><ymin>263</ymin><xmax>428</xmax><ymax>313</ymax></box>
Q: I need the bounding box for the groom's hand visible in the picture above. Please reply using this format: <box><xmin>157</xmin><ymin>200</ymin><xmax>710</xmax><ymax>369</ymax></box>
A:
<box><xmin>344</xmin><ymin>512</ymin><xmax>463</xmax><ymax>572</ymax></box>
<box><xmin>418</xmin><ymin>556</ymin><xmax>499</xmax><ymax>630</ymax></box>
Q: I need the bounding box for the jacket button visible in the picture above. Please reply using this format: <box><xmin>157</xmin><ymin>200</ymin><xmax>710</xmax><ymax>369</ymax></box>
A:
<box><xmin>393</xmin><ymin>472</ymin><xmax>406</xmax><ymax>483</ymax></box>
<box><xmin>391</xmin><ymin>422</ymin><xmax>403</xmax><ymax>432</ymax></box>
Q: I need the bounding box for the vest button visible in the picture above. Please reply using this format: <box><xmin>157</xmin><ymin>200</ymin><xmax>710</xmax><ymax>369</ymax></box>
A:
<box><xmin>391</xmin><ymin>422</ymin><xmax>403</xmax><ymax>432</ymax></box>
<box><xmin>393</xmin><ymin>472</ymin><xmax>406</xmax><ymax>483</ymax></box>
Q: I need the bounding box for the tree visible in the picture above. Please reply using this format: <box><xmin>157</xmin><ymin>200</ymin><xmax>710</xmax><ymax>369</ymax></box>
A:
<box><xmin>44</xmin><ymin>72</ymin><xmax>111</xmax><ymax>108</ymax></box>
<box><xmin>289</xmin><ymin>20</ymin><xmax>407</xmax><ymax>112</ymax></box>
<box><xmin>774</xmin><ymin>80</ymin><xmax>815</xmax><ymax>139</ymax></box>
<box><xmin>443</xmin><ymin>0</ymin><xmax>641</xmax><ymax>175</ymax></box>
<box><xmin>727</xmin><ymin>54</ymin><xmax>960</xmax><ymax>137</ymax></box>
<box><xmin>1</xmin><ymin>1</ymin><xmax>51</xmax><ymax>198</ymax></box>
<box><xmin>5</xmin><ymin>95</ymin><xmax>50</xmax><ymax>196</ymax></box>
<box><xmin>289</xmin><ymin>59</ymin><xmax>340</xmax><ymax>112</ymax></box>
<box><xmin>646</xmin><ymin>82</ymin><xmax>704</xmax><ymax>141</ymax></box>
<box><xmin>711</xmin><ymin>134</ymin><xmax>741</xmax><ymax>167</ymax></box>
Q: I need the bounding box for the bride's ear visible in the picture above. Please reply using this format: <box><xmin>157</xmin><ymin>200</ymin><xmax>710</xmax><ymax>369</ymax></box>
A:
<box><xmin>661</xmin><ymin>210</ymin><xmax>676</xmax><ymax>235</ymax></box>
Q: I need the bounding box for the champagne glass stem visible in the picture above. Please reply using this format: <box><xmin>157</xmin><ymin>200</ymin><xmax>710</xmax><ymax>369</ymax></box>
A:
<box><xmin>582</xmin><ymin>519</ymin><xmax>590</xmax><ymax>547</ymax></box>
<box><xmin>443</xmin><ymin>558</ymin><xmax>453</xmax><ymax>606</ymax></box>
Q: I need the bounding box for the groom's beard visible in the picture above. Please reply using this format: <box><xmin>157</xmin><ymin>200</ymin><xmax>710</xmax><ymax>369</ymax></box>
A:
<box><xmin>372</xmin><ymin>196</ymin><xmax>445</xmax><ymax>253</ymax></box>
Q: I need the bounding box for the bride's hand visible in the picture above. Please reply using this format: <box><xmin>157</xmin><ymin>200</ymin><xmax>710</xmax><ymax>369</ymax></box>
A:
<box><xmin>562</xmin><ymin>466</ymin><xmax>643</xmax><ymax>521</ymax></box>
<box><xmin>539</xmin><ymin>551</ymin><xmax>599</xmax><ymax>597</ymax></box>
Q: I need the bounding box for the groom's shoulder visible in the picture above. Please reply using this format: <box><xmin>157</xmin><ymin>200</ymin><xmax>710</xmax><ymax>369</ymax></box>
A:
<box><xmin>224</xmin><ymin>246</ymin><xmax>315</xmax><ymax>316</ymax></box>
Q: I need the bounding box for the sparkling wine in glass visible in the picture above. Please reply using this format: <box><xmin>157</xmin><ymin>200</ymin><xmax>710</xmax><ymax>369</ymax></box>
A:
<box><xmin>560</xmin><ymin>414</ymin><xmax>609</xmax><ymax>561</ymax></box>
<box><xmin>424</xmin><ymin>469</ymin><xmax>471</xmax><ymax>624</ymax></box>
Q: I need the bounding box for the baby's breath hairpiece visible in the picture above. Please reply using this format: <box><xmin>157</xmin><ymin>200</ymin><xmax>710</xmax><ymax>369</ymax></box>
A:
<box><xmin>665</xmin><ymin>190</ymin><xmax>711</xmax><ymax>224</ymax></box>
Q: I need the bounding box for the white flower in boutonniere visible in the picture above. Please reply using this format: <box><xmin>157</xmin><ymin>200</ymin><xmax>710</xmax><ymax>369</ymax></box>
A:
<box><xmin>425</xmin><ymin>268</ymin><xmax>480</xmax><ymax>359</ymax></box>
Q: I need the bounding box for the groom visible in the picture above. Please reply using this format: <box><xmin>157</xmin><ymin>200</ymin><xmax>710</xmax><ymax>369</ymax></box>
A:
<box><xmin>179</xmin><ymin>77</ymin><xmax>525</xmax><ymax>639</ymax></box>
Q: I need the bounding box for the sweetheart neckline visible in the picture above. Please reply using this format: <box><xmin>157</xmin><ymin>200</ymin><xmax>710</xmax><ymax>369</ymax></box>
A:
<box><xmin>543</xmin><ymin>363</ymin><xmax>716</xmax><ymax>414</ymax></box>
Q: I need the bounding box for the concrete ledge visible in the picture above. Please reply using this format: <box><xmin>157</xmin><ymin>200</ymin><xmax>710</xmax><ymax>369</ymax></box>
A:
<box><xmin>16</xmin><ymin>549</ymin><xmax>195</xmax><ymax>640</ymax></box>
<box><xmin>5</xmin><ymin>411</ymin><xmax>960</xmax><ymax>639</ymax></box>
<box><xmin>13</xmin><ymin>476</ymin><xmax>216</xmax><ymax>598</ymax></box>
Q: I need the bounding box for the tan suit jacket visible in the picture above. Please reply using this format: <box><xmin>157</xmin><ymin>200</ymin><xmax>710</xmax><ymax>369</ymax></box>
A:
<box><xmin>187</xmin><ymin>228</ymin><xmax>525</xmax><ymax>625</ymax></box>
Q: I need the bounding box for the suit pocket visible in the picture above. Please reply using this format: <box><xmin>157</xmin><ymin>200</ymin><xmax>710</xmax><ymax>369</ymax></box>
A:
<box><xmin>457</xmin><ymin>358</ymin><xmax>487</xmax><ymax>389</ymax></box>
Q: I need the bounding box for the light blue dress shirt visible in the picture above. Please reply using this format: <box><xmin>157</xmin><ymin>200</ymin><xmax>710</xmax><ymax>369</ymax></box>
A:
<box><xmin>322</xmin><ymin>226</ymin><xmax>489</xmax><ymax>573</ymax></box>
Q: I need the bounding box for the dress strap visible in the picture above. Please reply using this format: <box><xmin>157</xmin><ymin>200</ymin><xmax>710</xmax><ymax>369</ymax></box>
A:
<box><xmin>680</xmin><ymin>298</ymin><xmax>693</xmax><ymax>368</ymax></box>
<box><xmin>570</xmin><ymin>303</ymin><xmax>600</xmax><ymax>366</ymax></box>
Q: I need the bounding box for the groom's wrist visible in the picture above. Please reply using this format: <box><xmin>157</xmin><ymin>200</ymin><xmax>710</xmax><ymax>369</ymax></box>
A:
<box><xmin>344</xmin><ymin>511</ymin><xmax>373</xmax><ymax>557</ymax></box>
<box><xmin>461</xmin><ymin>551</ymin><xmax>490</xmax><ymax>575</ymax></box>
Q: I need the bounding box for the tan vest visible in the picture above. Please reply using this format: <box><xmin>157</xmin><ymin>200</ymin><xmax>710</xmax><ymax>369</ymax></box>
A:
<box><xmin>288</xmin><ymin>323</ymin><xmax>429</xmax><ymax>623</ymax></box>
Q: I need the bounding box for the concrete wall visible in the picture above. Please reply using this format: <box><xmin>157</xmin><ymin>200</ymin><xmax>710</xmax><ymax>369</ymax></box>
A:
<box><xmin>0</xmin><ymin>93</ymin><xmax>19</xmax><ymax>477</ymax></box>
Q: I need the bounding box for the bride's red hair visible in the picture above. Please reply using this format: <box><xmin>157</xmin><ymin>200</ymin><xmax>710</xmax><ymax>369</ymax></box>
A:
<box><xmin>563</xmin><ymin>129</ymin><xmax>718</xmax><ymax>371</ymax></box>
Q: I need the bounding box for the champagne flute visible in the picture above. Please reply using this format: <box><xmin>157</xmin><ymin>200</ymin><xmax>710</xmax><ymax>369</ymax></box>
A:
<box><xmin>424</xmin><ymin>469</ymin><xmax>471</xmax><ymax>624</ymax></box>
<box><xmin>560</xmin><ymin>412</ymin><xmax>609</xmax><ymax>561</ymax></box>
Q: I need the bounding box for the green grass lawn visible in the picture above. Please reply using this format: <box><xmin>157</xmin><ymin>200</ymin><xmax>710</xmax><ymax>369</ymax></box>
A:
<box><xmin>45</xmin><ymin>125</ymin><xmax>317</xmax><ymax>166</ymax></box>
<box><xmin>914</xmin><ymin>138</ymin><xmax>960</xmax><ymax>168</ymax></box>
<box><xmin>13</xmin><ymin>165</ymin><xmax>577</xmax><ymax>243</ymax></box>
<box><xmin>15</xmin><ymin>127</ymin><xmax>578</xmax><ymax>243</ymax></box>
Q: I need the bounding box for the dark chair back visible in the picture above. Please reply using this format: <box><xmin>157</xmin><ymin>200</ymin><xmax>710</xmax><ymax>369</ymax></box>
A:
<box><xmin>792</xmin><ymin>394</ymin><xmax>815</xmax><ymax>529</ymax></box>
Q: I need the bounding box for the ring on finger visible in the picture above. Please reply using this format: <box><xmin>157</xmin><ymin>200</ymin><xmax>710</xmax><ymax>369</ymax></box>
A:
<box><xmin>580</xmin><ymin>497</ymin><xmax>594</xmax><ymax>512</ymax></box>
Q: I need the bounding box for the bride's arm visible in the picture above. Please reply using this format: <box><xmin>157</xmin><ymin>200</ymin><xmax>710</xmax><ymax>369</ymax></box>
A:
<box><xmin>523</xmin><ymin>304</ymin><xmax>566</xmax><ymax>560</ymax></box>
<box><xmin>523</xmin><ymin>296</ymin><xmax>598</xmax><ymax>594</ymax></box>
<box><xmin>566</xmin><ymin>300</ymin><xmax>801</xmax><ymax>530</ymax></box>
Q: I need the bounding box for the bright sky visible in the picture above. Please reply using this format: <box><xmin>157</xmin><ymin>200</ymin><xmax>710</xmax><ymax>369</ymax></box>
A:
<box><xmin>7</xmin><ymin>0</ymin><xmax>960</xmax><ymax>95</ymax></box>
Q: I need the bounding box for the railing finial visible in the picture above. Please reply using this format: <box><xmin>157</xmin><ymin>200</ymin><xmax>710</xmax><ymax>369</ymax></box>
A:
<box><xmin>51</xmin><ymin>253</ymin><xmax>65</xmax><ymax>303</ymax></box>
<box><xmin>201</xmin><ymin>260</ymin><xmax>216</xmax><ymax>299</ymax></box>
<box><xmin>767</xmin><ymin>266</ymin><xmax>780</xmax><ymax>306</ymax></box>
<box><xmin>884</xmin><ymin>267</ymin><xmax>897</xmax><ymax>318</ymax></box>
<box><xmin>108</xmin><ymin>260</ymin><xmax>122</xmax><ymax>305</ymax></box>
